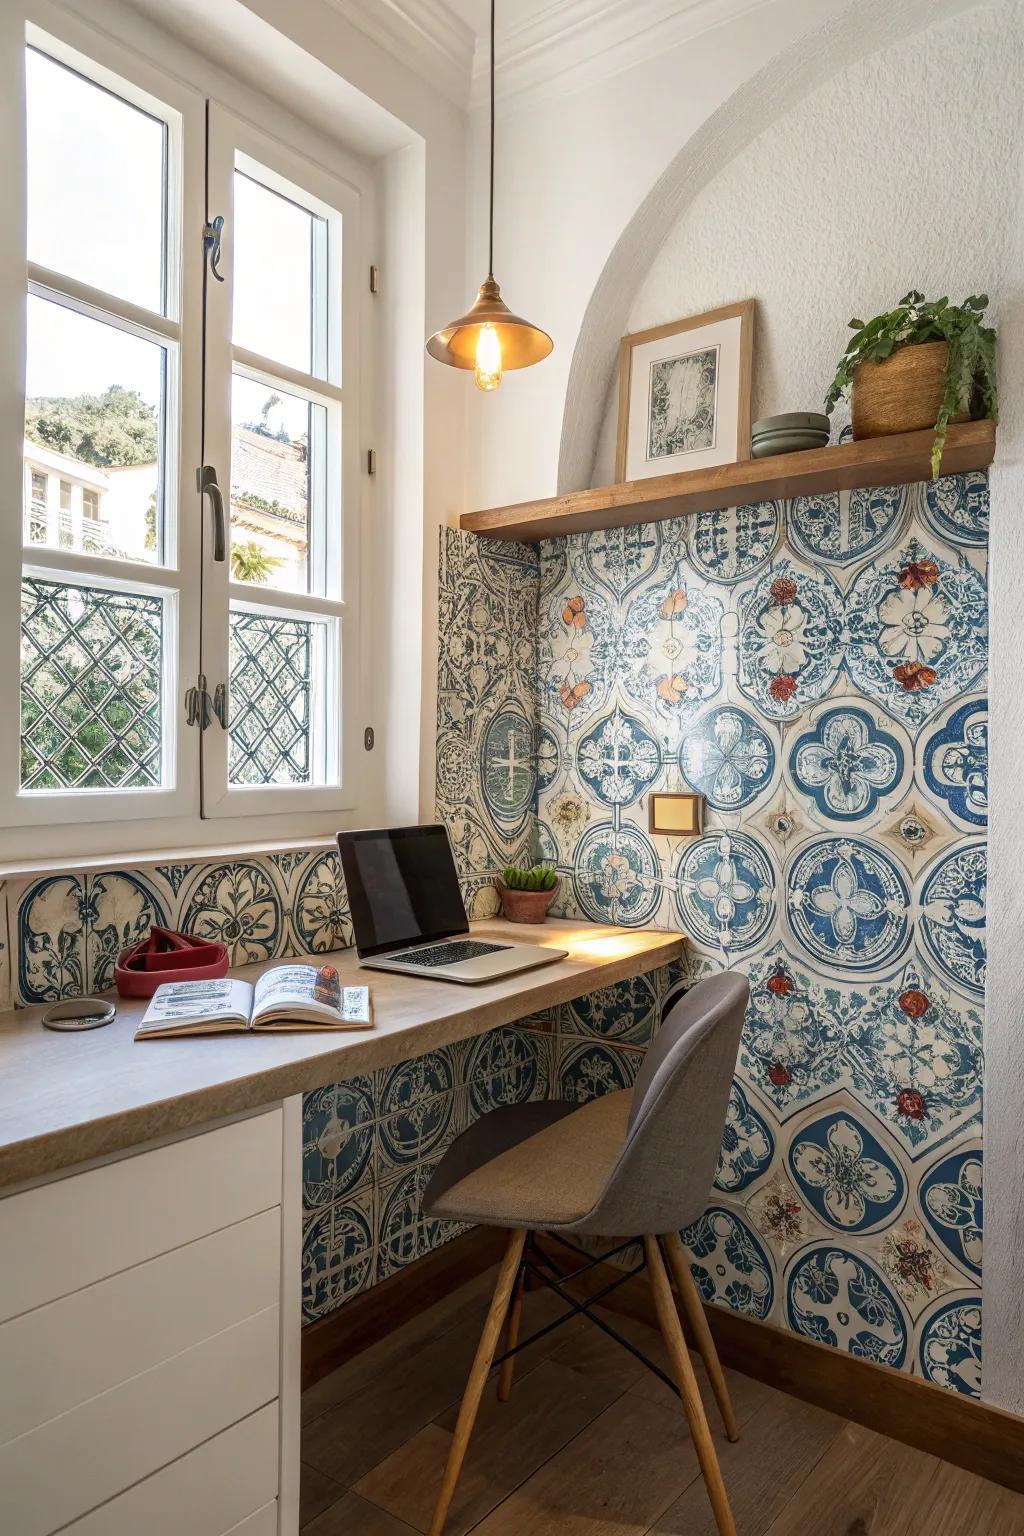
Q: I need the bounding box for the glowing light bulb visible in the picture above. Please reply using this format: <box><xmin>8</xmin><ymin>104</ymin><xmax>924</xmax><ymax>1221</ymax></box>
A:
<box><xmin>474</xmin><ymin>323</ymin><xmax>502</xmax><ymax>390</ymax></box>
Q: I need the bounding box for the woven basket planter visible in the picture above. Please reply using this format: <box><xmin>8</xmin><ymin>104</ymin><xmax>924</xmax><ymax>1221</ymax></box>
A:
<box><xmin>851</xmin><ymin>340</ymin><xmax>969</xmax><ymax>440</ymax></box>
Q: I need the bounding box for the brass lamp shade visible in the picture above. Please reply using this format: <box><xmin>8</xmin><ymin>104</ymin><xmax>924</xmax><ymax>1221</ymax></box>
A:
<box><xmin>426</xmin><ymin>277</ymin><xmax>553</xmax><ymax>371</ymax></box>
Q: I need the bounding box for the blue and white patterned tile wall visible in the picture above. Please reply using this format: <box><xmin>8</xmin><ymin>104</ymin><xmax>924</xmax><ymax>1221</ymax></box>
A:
<box><xmin>523</xmin><ymin>472</ymin><xmax>987</xmax><ymax>1396</ymax></box>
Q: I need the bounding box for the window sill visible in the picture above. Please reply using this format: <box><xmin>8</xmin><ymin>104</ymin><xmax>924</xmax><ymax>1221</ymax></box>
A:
<box><xmin>0</xmin><ymin>832</ymin><xmax>340</xmax><ymax>883</ymax></box>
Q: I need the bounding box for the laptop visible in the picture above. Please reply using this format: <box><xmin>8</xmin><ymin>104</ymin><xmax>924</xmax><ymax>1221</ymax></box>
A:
<box><xmin>337</xmin><ymin>824</ymin><xmax>568</xmax><ymax>984</ymax></box>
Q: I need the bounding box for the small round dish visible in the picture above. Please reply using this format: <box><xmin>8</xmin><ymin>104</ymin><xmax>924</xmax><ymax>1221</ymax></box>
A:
<box><xmin>752</xmin><ymin>411</ymin><xmax>830</xmax><ymax>436</ymax></box>
<box><xmin>41</xmin><ymin>997</ymin><xmax>117</xmax><ymax>1032</ymax></box>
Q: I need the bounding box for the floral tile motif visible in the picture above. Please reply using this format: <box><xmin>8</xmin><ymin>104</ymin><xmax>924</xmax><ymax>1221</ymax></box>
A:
<box><xmin>182</xmin><ymin>860</ymin><xmax>283</xmax><ymax>964</ymax></box>
<box><xmin>563</xmin><ymin>971</ymin><xmax>660</xmax><ymax>1046</ymax></box>
<box><xmin>875</xmin><ymin>1217</ymin><xmax>949</xmax><ymax>1309</ymax></box>
<box><xmin>581</xmin><ymin>523</ymin><xmax>663</xmax><ymax>600</ymax></box>
<box><xmin>918</xmin><ymin>842</ymin><xmax>986</xmax><ymax>999</ymax></box>
<box><xmin>737</xmin><ymin>561</ymin><xmax>844</xmax><ymax>720</ymax></box>
<box><xmin>555</xmin><ymin>1039</ymin><xmax>641</xmax><ymax>1103</ymax></box>
<box><xmin>714</xmin><ymin>1080</ymin><xmax>775</xmax><ymax>1194</ymax></box>
<box><xmin>875</xmin><ymin>797</ymin><xmax>953</xmax><ymax>869</ymax></box>
<box><xmin>787</xmin><ymin>1110</ymin><xmax>906</xmax><ymax>1234</ymax></box>
<box><xmin>575</xmin><ymin>705</ymin><xmax>662</xmax><ymax>807</ymax></box>
<box><xmin>681</xmin><ymin>1205</ymin><xmax>775</xmax><ymax>1319</ymax></box>
<box><xmin>302</xmin><ymin>1190</ymin><xmax>376</xmax><ymax>1322</ymax></box>
<box><xmin>687</xmin><ymin>501</ymin><xmax>779</xmax><ymax>585</ymax></box>
<box><xmin>376</xmin><ymin>1161</ymin><xmax>462</xmax><ymax>1281</ymax></box>
<box><xmin>922</xmin><ymin>470</ymin><xmax>989</xmax><ymax>549</ymax></box>
<box><xmin>619</xmin><ymin>578</ymin><xmax>724</xmax><ymax>718</ymax></box>
<box><xmin>679</xmin><ymin>705</ymin><xmax>777</xmax><ymax>811</ymax></box>
<box><xmin>303</xmin><ymin>1080</ymin><xmax>375</xmax><ymax>1209</ymax></box>
<box><xmin>467</xmin><ymin>1026</ymin><xmax>550</xmax><ymax>1115</ymax></box>
<box><xmin>787</xmin><ymin>836</ymin><xmax>912</xmax><ymax>975</ymax></box>
<box><xmin>746</xmin><ymin>1174</ymin><xmax>812</xmax><ymax>1256</ymax></box>
<box><xmin>674</xmin><ymin>831</ymin><xmax>776</xmax><ymax>955</ymax></box>
<box><xmin>376</xmin><ymin>1059</ymin><xmax>458</xmax><ymax>1173</ymax></box>
<box><xmin>17</xmin><ymin>874</ymin><xmax>89</xmax><ymax>1003</ymax></box>
<box><xmin>921</xmin><ymin>697</ymin><xmax>987</xmax><ymax>829</ymax></box>
<box><xmin>787</xmin><ymin>704</ymin><xmax>909</xmax><ymax>822</ymax></box>
<box><xmin>787</xmin><ymin>484</ymin><xmax>908</xmax><ymax>567</ymax></box>
<box><xmin>920</xmin><ymin>1147</ymin><xmax>982</xmax><ymax>1278</ymax></box>
<box><xmin>571</xmin><ymin>821</ymin><xmax>662</xmax><ymax>926</ymax></box>
<box><xmin>738</xmin><ymin>945</ymin><xmax>844</xmax><ymax>1115</ymax></box>
<box><xmin>917</xmin><ymin>1293</ymin><xmax>982</xmax><ymax>1397</ymax></box>
<box><xmin>785</xmin><ymin>1244</ymin><xmax>908</xmax><ymax>1367</ymax></box>
<box><xmin>293</xmin><ymin>852</ymin><xmax>352</xmax><ymax>953</ymax></box>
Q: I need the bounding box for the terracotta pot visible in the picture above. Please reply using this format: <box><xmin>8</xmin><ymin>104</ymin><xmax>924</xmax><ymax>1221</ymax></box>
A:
<box><xmin>496</xmin><ymin>879</ymin><xmax>558</xmax><ymax>924</ymax></box>
<box><xmin>851</xmin><ymin>340</ymin><xmax>969</xmax><ymax>440</ymax></box>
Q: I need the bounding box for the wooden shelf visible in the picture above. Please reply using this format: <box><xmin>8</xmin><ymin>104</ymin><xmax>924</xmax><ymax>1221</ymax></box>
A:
<box><xmin>460</xmin><ymin>420</ymin><xmax>996</xmax><ymax>543</ymax></box>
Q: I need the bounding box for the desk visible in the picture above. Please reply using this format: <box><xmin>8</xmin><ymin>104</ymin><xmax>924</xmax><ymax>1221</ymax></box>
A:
<box><xmin>0</xmin><ymin>918</ymin><xmax>682</xmax><ymax>1536</ymax></box>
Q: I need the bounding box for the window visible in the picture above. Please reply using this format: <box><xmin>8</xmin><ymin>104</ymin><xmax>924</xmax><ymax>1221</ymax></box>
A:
<box><xmin>4</xmin><ymin>27</ymin><xmax>364</xmax><ymax>836</ymax></box>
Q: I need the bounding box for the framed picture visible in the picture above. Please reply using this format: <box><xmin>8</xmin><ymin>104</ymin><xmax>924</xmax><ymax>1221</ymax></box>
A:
<box><xmin>615</xmin><ymin>299</ymin><xmax>754</xmax><ymax>482</ymax></box>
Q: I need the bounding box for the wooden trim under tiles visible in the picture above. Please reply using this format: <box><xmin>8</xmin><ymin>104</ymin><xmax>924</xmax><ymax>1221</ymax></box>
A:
<box><xmin>301</xmin><ymin>1228</ymin><xmax>1024</xmax><ymax>1495</ymax></box>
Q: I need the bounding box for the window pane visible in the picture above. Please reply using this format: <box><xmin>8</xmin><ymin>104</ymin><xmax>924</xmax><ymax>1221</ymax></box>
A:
<box><xmin>232</xmin><ymin>169</ymin><xmax>326</xmax><ymax>374</ymax></box>
<box><xmin>230</xmin><ymin>375</ymin><xmax>325</xmax><ymax>595</ymax></box>
<box><xmin>24</xmin><ymin>296</ymin><xmax>165</xmax><ymax>564</ymax></box>
<box><xmin>20</xmin><ymin>578</ymin><xmax>164</xmax><ymax>791</ymax></box>
<box><xmin>27</xmin><ymin>48</ymin><xmax>167</xmax><ymax>314</ymax></box>
<box><xmin>228</xmin><ymin>609</ymin><xmax>329</xmax><ymax>786</ymax></box>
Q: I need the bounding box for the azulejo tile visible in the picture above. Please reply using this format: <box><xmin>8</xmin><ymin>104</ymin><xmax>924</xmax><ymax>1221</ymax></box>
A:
<box><xmin>581</xmin><ymin>523</ymin><xmax>663</xmax><ymax>600</ymax></box>
<box><xmin>674</xmin><ymin>830</ymin><xmax>776</xmax><ymax>956</ymax></box>
<box><xmin>875</xmin><ymin>1216</ymin><xmax>950</xmax><ymax>1310</ymax></box>
<box><xmin>736</xmin><ymin>560</ymin><xmax>844</xmax><ymax>720</ymax></box>
<box><xmin>921</xmin><ymin>697</ymin><xmax>987</xmax><ymax>829</ymax></box>
<box><xmin>480</xmin><ymin>701</ymin><xmax>537</xmax><ymax>839</ymax></box>
<box><xmin>537</xmin><ymin>575</ymin><xmax>612</xmax><ymax>728</ymax></box>
<box><xmin>17</xmin><ymin>874</ymin><xmax>87</xmax><ymax>1002</ymax></box>
<box><xmin>679</xmin><ymin>704</ymin><xmax>777</xmax><ymax>811</ymax></box>
<box><xmin>787</xmin><ymin>1110</ymin><xmax>906</xmax><ymax>1234</ymax></box>
<box><xmin>555</xmin><ymin>1039</ymin><xmax>640</xmax><ymax>1103</ymax></box>
<box><xmin>571</xmin><ymin>821</ymin><xmax>662</xmax><ymax>926</ymax></box>
<box><xmin>787</xmin><ymin>704</ymin><xmax>909</xmax><ymax>822</ymax></box>
<box><xmin>293</xmin><ymin>852</ymin><xmax>352</xmax><ymax>953</ymax></box>
<box><xmin>619</xmin><ymin>578</ymin><xmax>724</xmax><ymax>719</ymax></box>
<box><xmin>376</xmin><ymin>1161</ymin><xmax>459</xmax><ymax>1280</ymax></box>
<box><xmin>182</xmin><ymin>859</ymin><xmax>283</xmax><ymax>964</ymax></box>
<box><xmin>918</xmin><ymin>841</ymin><xmax>986</xmax><ymax>999</ymax></box>
<box><xmin>919</xmin><ymin>1147</ymin><xmax>982</xmax><ymax>1278</ymax></box>
<box><xmin>787</xmin><ymin>484</ymin><xmax>908</xmax><ymax>567</ymax></box>
<box><xmin>376</xmin><ymin>1088</ymin><xmax>458</xmax><ymax>1175</ymax></box>
<box><xmin>687</xmin><ymin>501</ymin><xmax>780</xmax><ymax>584</ymax></box>
<box><xmin>563</xmin><ymin>971</ymin><xmax>659</xmax><ymax>1046</ymax></box>
<box><xmin>785</xmin><ymin>1244</ymin><xmax>908</xmax><ymax>1367</ymax></box>
<box><xmin>921</xmin><ymin>469</ymin><xmax>989</xmax><ymax>549</ymax></box>
<box><xmin>303</xmin><ymin>1081</ymin><xmax>375</xmax><ymax>1209</ymax></box>
<box><xmin>746</xmin><ymin>1174</ymin><xmax>814</xmax><ymax>1257</ymax></box>
<box><xmin>875</xmin><ymin>796</ymin><xmax>953</xmax><ymax>869</ymax></box>
<box><xmin>575</xmin><ymin>705</ymin><xmax>662</xmax><ymax>808</ymax></box>
<box><xmin>301</xmin><ymin>1193</ymin><xmax>375</xmax><ymax>1322</ymax></box>
<box><xmin>787</xmin><ymin>836</ymin><xmax>912</xmax><ymax>975</ymax></box>
<box><xmin>714</xmin><ymin>1080</ymin><xmax>775</xmax><ymax>1195</ymax></box>
<box><xmin>536</xmin><ymin>726</ymin><xmax>561</xmax><ymax>793</ymax></box>
<box><xmin>843</xmin><ymin>964</ymin><xmax>983</xmax><ymax>1153</ymax></box>
<box><xmin>739</xmin><ymin>945</ymin><xmax>844</xmax><ymax>1115</ymax></box>
<box><xmin>844</xmin><ymin>543</ymin><xmax>987</xmax><ymax>730</ymax></box>
<box><xmin>467</xmin><ymin>1026</ymin><xmax>549</xmax><ymax>1115</ymax></box>
<box><xmin>681</xmin><ymin>1205</ymin><xmax>775</xmax><ymax>1320</ymax></box>
<box><xmin>917</xmin><ymin>1293</ymin><xmax>982</xmax><ymax>1397</ymax></box>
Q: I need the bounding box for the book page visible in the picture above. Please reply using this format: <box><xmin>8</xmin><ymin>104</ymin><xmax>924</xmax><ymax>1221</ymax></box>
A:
<box><xmin>252</xmin><ymin>963</ymin><xmax>345</xmax><ymax>1023</ymax></box>
<box><xmin>137</xmin><ymin>977</ymin><xmax>254</xmax><ymax>1033</ymax></box>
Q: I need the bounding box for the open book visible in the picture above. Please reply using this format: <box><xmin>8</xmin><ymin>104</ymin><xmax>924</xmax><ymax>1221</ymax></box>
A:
<box><xmin>134</xmin><ymin>963</ymin><xmax>372</xmax><ymax>1040</ymax></box>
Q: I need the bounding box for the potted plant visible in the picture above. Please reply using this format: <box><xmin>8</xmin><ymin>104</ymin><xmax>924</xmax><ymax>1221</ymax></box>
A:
<box><xmin>496</xmin><ymin>863</ymin><xmax>559</xmax><ymax>924</ymax></box>
<box><xmin>824</xmin><ymin>291</ymin><xmax>997</xmax><ymax>476</ymax></box>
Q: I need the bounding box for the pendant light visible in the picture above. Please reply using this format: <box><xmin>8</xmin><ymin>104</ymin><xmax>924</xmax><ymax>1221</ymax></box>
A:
<box><xmin>426</xmin><ymin>0</ymin><xmax>553</xmax><ymax>390</ymax></box>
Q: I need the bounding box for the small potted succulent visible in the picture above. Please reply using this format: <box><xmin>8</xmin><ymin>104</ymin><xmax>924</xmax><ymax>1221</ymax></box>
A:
<box><xmin>496</xmin><ymin>862</ymin><xmax>559</xmax><ymax>924</ymax></box>
<box><xmin>824</xmin><ymin>291</ymin><xmax>997</xmax><ymax>476</ymax></box>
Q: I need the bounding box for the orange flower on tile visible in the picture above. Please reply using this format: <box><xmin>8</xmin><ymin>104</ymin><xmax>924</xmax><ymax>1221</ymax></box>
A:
<box><xmin>898</xmin><ymin>560</ymin><xmax>940</xmax><ymax>591</ymax></box>
<box><xmin>559</xmin><ymin>680</ymin><xmax>592</xmax><ymax>711</ymax></box>
<box><xmin>659</xmin><ymin>587</ymin><xmax>688</xmax><ymax>619</ymax></box>
<box><xmin>898</xmin><ymin>988</ymin><xmax>930</xmax><ymax>1018</ymax></box>
<box><xmin>562</xmin><ymin>595</ymin><xmax>586</xmax><ymax>629</ymax></box>
<box><xmin>893</xmin><ymin>661</ymin><xmax>937</xmax><ymax>692</ymax></box>
<box><xmin>769</xmin><ymin>673</ymin><xmax>797</xmax><ymax>702</ymax></box>
<box><xmin>770</xmin><ymin>576</ymin><xmax>798</xmax><ymax>605</ymax></box>
<box><xmin>656</xmin><ymin>674</ymin><xmax>690</xmax><ymax>704</ymax></box>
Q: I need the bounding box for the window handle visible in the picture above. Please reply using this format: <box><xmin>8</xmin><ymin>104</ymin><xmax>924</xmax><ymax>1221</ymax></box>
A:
<box><xmin>198</xmin><ymin>465</ymin><xmax>227</xmax><ymax>562</ymax></box>
<box><xmin>203</xmin><ymin>215</ymin><xmax>225</xmax><ymax>282</ymax></box>
<box><xmin>212</xmin><ymin>682</ymin><xmax>228</xmax><ymax>731</ymax></box>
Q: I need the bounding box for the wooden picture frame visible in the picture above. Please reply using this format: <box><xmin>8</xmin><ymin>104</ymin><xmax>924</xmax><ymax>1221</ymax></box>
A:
<box><xmin>615</xmin><ymin>300</ymin><xmax>755</xmax><ymax>483</ymax></box>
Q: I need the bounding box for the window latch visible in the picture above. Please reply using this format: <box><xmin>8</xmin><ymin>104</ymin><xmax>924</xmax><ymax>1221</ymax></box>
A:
<box><xmin>197</xmin><ymin>465</ymin><xmax>227</xmax><ymax>561</ymax></box>
<box><xmin>185</xmin><ymin>674</ymin><xmax>213</xmax><ymax>730</ymax></box>
<box><xmin>203</xmin><ymin>215</ymin><xmax>225</xmax><ymax>282</ymax></box>
<box><xmin>212</xmin><ymin>682</ymin><xmax>228</xmax><ymax>730</ymax></box>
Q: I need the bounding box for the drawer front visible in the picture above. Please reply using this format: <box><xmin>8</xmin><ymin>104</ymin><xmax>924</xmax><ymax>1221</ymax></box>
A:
<box><xmin>0</xmin><ymin>1207</ymin><xmax>280</xmax><ymax>1443</ymax></box>
<box><xmin>59</xmin><ymin>1404</ymin><xmax>279</xmax><ymax>1536</ymax></box>
<box><xmin>3</xmin><ymin>1305</ymin><xmax>279</xmax><ymax>1536</ymax></box>
<box><xmin>0</xmin><ymin>1109</ymin><xmax>282</xmax><ymax>1323</ymax></box>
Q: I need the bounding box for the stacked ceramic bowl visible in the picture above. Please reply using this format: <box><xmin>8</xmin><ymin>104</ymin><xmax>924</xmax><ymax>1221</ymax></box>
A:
<box><xmin>751</xmin><ymin>411</ymin><xmax>830</xmax><ymax>458</ymax></box>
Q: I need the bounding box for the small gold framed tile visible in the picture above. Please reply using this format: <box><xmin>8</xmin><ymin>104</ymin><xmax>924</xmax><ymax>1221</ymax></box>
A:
<box><xmin>648</xmin><ymin>791</ymin><xmax>704</xmax><ymax>837</ymax></box>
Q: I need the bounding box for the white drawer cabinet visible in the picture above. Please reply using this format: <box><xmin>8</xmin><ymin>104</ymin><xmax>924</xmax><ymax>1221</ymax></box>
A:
<box><xmin>0</xmin><ymin>1101</ymin><xmax>301</xmax><ymax>1536</ymax></box>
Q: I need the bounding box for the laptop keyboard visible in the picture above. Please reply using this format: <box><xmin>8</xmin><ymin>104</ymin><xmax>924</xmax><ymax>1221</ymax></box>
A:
<box><xmin>389</xmin><ymin>940</ymin><xmax>511</xmax><ymax>967</ymax></box>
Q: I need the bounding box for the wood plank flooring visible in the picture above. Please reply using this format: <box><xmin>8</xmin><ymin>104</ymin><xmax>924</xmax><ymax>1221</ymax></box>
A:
<box><xmin>300</xmin><ymin>1268</ymin><xmax>1024</xmax><ymax>1536</ymax></box>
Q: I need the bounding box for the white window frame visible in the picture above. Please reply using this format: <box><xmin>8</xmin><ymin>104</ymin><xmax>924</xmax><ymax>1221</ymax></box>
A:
<box><xmin>0</xmin><ymin>16</ymin><xmax>205</xmax><ymax>829</ymax></box>
<box><xmin>199</xmin><ymin>104</ymin><xmax>363</xmax><ymax>819</ymax></box>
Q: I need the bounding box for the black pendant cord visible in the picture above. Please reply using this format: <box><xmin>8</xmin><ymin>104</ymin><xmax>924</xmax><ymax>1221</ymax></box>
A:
<box><xmin>487</xmin><ymin>0</ymin><xmax>495</xmax><ymax>281</ymax></box>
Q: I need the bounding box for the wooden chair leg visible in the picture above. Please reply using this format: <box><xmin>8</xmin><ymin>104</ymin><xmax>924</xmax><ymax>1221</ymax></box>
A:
<box><xmin>497</xmin><ymin>1257</ymin><xmax>526</xmax><ymax>1402</ymax></box>
<box><xmin>661</xmin><ymin>1230</ymin><xmax>740</xmax><ymax>1442</ymax></box>
<box><xmin>428</xmin><ymin>1228</ymin><xmax>527</xmax><ymax>1536</ymax></box>
<box><xmin>644</xmin><ymin>1236</ymin><xmax>737</xmax><ymax>1536</ymax></box>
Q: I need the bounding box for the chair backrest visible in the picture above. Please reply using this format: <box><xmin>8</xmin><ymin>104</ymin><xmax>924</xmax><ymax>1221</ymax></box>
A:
<box><xmin>572</xmin><ymin>971</ymin><xmax>749</xmax><ymax>1238</ymax></box>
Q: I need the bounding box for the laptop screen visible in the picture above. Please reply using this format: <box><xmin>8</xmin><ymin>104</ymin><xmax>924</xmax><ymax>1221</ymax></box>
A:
<box><xmin>337</xmin><ymin>825</ymin><xmax>469</xmax><ymax>958</ymax></box>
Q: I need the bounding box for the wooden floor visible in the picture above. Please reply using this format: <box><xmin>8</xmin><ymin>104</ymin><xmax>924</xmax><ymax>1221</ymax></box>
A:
<box><xmin>300</xmin><ymin>1267</ymin><xmax>1024</xmax><ymax>1536</ymax></box>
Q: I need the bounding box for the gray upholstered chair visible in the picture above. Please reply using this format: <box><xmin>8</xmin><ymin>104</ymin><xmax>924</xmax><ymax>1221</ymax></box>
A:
<box><xmin>422</xmin><ymin>970</ymin><xmax>750</xmax><ymax>1536</ymax></box>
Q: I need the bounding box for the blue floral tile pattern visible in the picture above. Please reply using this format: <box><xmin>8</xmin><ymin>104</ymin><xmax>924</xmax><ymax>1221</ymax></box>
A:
<box><xmin>294</xmin><ymin>852</ymin><xmax>352</xmax><ymax>952</ymax></box>
<box><xmin>674</xmin><ymin>831</ymin><xmax>776</xmax><ymax>955</ymax></box>
<box><xmin>183</xmin><ymin>860</ymin><xmax>282</xmax><ymax>964</ymax></box>
<box><xmin>302</xmin><ymin>1195</ymin><xmax>375</xmax><ymax>1321</ymax></box>
<box><xmin>786</xmin><ymin>1245</ymin><xmax>908</xmax><ymax>1366</ymax></box>
<box><xmin>920</xmin><ymin>1149</ymin><xmax>982</xmax><ymax>1278</ymax></box>
<box><xmin>919</xmin><ymin>843</ymin><xmax>986</xmax><ymax>999</ymax></box>
<box><xmin>715</xmin><ymin>1082</ymin><xmax>775</xmax><ymax>1194</ymax></box>
<box><xmin>680</xmin><ymin>705</ymin><xmax>775</xmax><ymax>810</ymax></box>
<box><xmin>788</xmin><ymin>484</ymin><xmax>907</xmax><ymax>567</ymax></box>
<box><xmin>737</xmin><ymin>562</ymin><xmax>844</xmax><ymax>720</ymax></box>
<box><xmin>556</xmin><ymin>1039</ymin><xmax>640</xmax><ymax>1102</ymax></box>
<box><xmin>922</xmin><ymin>698</ymin><xmax>987</xmax><ymax>828</ymax></box>
<box><xmin>922</xmin><ymin>470</ymin><xmax>989</xmax><ymax>548</ymax></box>
<box><xmin>739</xmin><ymin>946</ymin><xmax>844</xmax><ymax>1113</ymax></box>
<box><xmin>576</xmin><ymin>706</ymin><xmax>662</xmax><ymax>806</ymax></box>
<box><xmin>788</xmin><ymin>705</ymin><xmax>906</xmax><ymax>821</ymax></box>
<box><xmin>572</xmin><ymin>822</ymin><xmax>662</xmax><ymax>926</ymax></box>
<box><xmin>687</xmin><ymin>502</ymin><xmax>779</xmax><ymax>585</ymax></box>
<box><xmin>682</xmin><ymin>1206</ymin><xmax>775</xmax><ymax>1319</ymax></box>
<box><xmin>564</xmin><ymin>972</ymin><xmax>659</xmax><ymax>1045</ymax></box>
<box><xmin>918</xmin><ymin>1294</ymin><xmax>982</xmax><ymax>1397</ymax></box>
<box><xmin>788</xmin><ymin>1111</ymin><xmax>905</xmax><ymax>1233</ymax></box>
<box><xmin>787</xmin><ymin>837</ymin><xmax>911</xmax><ymax>975</ymax></box>
<box><xmin>303</xmin><ymin>1081</ymin><xmax>375</xmax><ymax>1209</ymax></box>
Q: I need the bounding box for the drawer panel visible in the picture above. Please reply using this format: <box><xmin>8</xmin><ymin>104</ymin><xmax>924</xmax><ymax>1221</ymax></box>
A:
<box><xmin>0</xmin><ymin>1208</ymin><xmax>280</xmax><ymax>1443</ymax></box>
<box><xmin>0</xmin><ymin>1109</ymin><xmax>282</xmax><ymax>1323</ymax></box>
<box><xmin>3</xmin><ymin>1305</ymin><xmax>279</xmax><ymax>1536</ymax></box>
<box><xmin>59</xmin><ymin>1404</ymin><xmax>279</xmax><ymax>1536</ymax></box>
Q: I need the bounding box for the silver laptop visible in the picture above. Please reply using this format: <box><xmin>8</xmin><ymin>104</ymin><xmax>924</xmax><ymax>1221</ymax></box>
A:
<box><xmin>337</xmin><ymin>824</ymin><xmax>567</xmax><ymax>984</ymax></box>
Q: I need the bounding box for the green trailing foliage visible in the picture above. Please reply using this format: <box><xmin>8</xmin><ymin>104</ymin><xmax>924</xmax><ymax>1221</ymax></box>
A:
<box><xmin>824</xmin><ymin>291</ymin><xmax>997</xmax><ymax>477</ymax></box>
<box><xmin>502</xmin><ymin>862</ymin><xmax>558</xmax><ymax>892</ymax></box>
